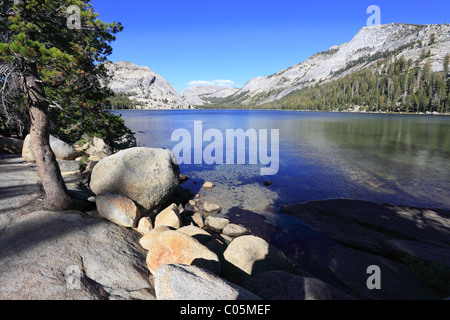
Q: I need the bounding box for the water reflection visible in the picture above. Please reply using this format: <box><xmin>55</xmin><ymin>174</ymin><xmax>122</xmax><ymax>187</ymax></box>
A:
<box><xmin>112</xmin><ymin>110</ymin><xmax>450</xmax><ymax>210</ymax></box>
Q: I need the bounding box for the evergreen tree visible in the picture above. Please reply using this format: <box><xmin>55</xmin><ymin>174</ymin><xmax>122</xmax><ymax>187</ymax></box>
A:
<box><xmin>444</xmin><ymin>54</ymin><xmax>450</xmax><ymax>77</ymax></box>
<box><xmin>0</xmin><ymin>0</ymin><xmax>122</xmax><ymax>210</ymax></box>
<box><xmin>258</xmin><ymin>54</ymin><xmax>449</xmax><ymax>114</ymax></box>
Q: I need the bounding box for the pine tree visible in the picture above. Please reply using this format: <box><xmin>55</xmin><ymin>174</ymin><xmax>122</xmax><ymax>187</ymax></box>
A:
<box><xmin>0</xmin><ymin>0</ymin><xmax>122</xmax><ymax>210</ymax></box>
<box><xmin>444</xmin><ymin>54</ymin><xmax>450</xmax><ymax>77</ymax></box>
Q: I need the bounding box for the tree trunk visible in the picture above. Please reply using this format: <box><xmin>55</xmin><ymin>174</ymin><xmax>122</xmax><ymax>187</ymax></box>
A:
<box><xmin>19</xmin><ymin>60</ymin><xmax>74</xmax><ymax>210</ymax></box>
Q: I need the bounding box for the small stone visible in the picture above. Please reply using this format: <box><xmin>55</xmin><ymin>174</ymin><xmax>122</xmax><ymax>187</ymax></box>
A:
<box><xmin>95</xmin><ymin>193</ymin><xmax>141</xmax><ymax>228</ymax></box>
<box><xmin>195</xmin><ymin>194</ymin><xmax>200</xmax><ymax>199</ymax></box>
<box><xmin>203</xmin><ymin>182</ymin><xmax>214</xmax><ymax>189</ymax></box>
<box><xmin>203</xmin><ymin>201</ymin><xmax>222</xmax><ymax>213</ymax></box>
<box><xmin>189</xmin><ymin>200</ymin><xmax>196</xmax><ymax>206</ymax></box>
<box><xmin>220</xmin><ymin>234</ymin><xmax>233</xmax><ymax>243</ymax></box>
<box><xmin>192</xmin><ymin>213</ymin><xmax>205</xmax><ymax>228</ymax></box>
<box><xmin>154</xmin><ymin>203</ymin><xmax>182</xmax><ymax>229</ymax></box>
<box><xmin>205</xmin><ymin>216</ymin><xmax>229</xmax><ymax>233</ymax></box>
<box><xmin>222</xmin><ymin>224</ymin><xmax>248</xmax><ymax>237</ymax></box>
<box><xmin>87</xmin><ymin>196</ymin><xmax>96</xmax><ymax>203</ymax></box>
<box><xmin>137</xmin><ymin>217</ymin><xmax>153</xmax><ymax>235</ymax></box>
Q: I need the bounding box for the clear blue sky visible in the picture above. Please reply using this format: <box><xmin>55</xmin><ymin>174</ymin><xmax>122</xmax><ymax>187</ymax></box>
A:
<box><xmin>90</xmin><ymin>0</ymin><xmax>450</xmax><ymax>93</ymax></box>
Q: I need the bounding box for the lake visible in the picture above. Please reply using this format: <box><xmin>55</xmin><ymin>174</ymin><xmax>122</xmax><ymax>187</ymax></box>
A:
<box><xmin>112</xmin><ymin>109</ymin><xmax>450</xmax><ymax>211</ymax></box>
<box><xmin>111</xmin><ymin>109</ymin><xmax>450</xmax><ymax>275</ymax></box>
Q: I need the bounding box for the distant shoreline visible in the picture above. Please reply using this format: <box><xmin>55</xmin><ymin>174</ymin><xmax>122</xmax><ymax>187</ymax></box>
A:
<box><xmin>108</xmin><ymin>108</ymin><xmax>450</xmax><ymax>116</ymax></box>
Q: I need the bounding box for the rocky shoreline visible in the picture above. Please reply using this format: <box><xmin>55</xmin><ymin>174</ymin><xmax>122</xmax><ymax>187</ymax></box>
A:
<box><xmin>0</xmin><ymin>136</ymin><xmax>449</xmax><ymax>300</ymax></box>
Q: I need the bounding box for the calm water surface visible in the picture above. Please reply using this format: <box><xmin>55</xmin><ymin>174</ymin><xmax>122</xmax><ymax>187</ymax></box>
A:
<box><xmin>112</xmin><ymin>109</ymin><xmax>450</xmax><ymax>274</ymax></box>
<box><xmin>112</xmin><ymin>109</ymin><xmax>449</xmax><ymax>211</ymax></box>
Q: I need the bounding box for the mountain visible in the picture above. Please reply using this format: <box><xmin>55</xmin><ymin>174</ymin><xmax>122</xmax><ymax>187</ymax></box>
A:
<box><xmin>104</xmin><ymin>61</ymin><xmax>188</xmax><ymax>109</ymax></box>
<box><xmin>181</xmin><ymin>85</ymin><xmax>240</xmax><ymax>106</ymax></box>
<box><xmin>214</xmin><ymin>23</ymin><xmax>450</xmax><ymax>107</ymax></box>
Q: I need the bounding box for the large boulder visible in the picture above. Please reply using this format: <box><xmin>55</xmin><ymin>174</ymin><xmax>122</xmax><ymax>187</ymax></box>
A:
<box><xmin>0</xmin><ymin>210</ymin><xmax>154</xmax><ymax>300</ymax></box>
<box><xmin>95</xmin><ymin>193</ymin><xmax>141</xmax><ymax>228</ymax></box>
<box><xmin>177</xmin><ymin>225</ymin><xmax>212</xmax><ymax>243</ymax></box>
<box><xmin>90</xmin><ymin>147</ymin><xmax>180</xmax><ymax>212</ymax></box>
<box><xmin>145</xmin><ymin>230</ymin><xmax>221</xmax><ymax>275</ymax></box>
<box><xmin>140</xmin><ymin>225</ymin><xmax>174</xmax><ymax>251</ymax></box>
<box><xmin>222</xmin><ymin>235</ymin><xmax>298</xmax><ymax>284</ymax></box>
<box><xmin>22</xmin><ymin>134</ymin><xmax>79</xmax><ymax>162</ymax></box>
<box><xmin>155</xmin><ymin>264</ymin><xmax>260</xmax><ymax>300</ymax></box>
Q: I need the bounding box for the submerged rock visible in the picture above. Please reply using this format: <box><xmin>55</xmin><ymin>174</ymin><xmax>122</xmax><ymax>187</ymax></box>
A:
<box><xmin>328</xmin><ymin>247</ymin><xmax>444</xmax><ymax>300</ymax></box>
<box><xmin>281</xmin><ymin>199</ymin><xmax>450</xmax><ymax>298</ymax></box>
<box><xmin>242</xmin><ymin>271</ymin><xmax>353</xmax><ymax>300</ymax></box>
<box><xmin>203</xmin><ymin>181</ymin><xmax>214</xmax><ymax>189</ymax></box>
